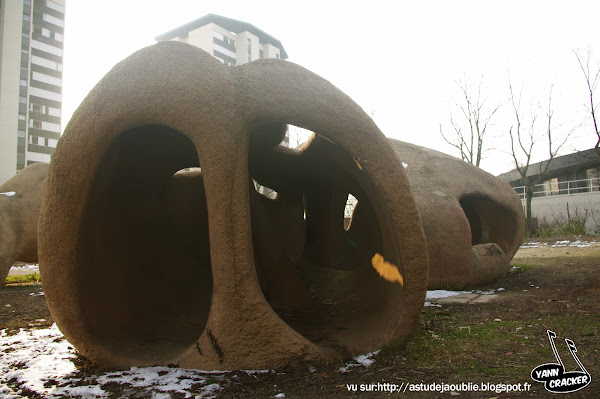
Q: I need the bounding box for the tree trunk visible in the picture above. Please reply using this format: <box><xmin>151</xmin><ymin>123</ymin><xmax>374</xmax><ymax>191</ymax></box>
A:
<box><xmin>526</xmin><ymin>187</ymin><xmax>534</xmax><ymax>236</ymax></box>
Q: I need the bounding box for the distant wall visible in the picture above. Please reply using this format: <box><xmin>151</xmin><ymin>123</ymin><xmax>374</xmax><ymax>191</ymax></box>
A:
<box><xmin>525</xmin><ymin>192</ymin><xmax>600</xmax><ymax>233</ymax></box>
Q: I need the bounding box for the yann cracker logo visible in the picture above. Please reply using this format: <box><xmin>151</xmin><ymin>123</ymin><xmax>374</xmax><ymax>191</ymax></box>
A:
<box><xmin>531</xmin><ymin>330</ymin><xmax>591</xmax><ymax>393</ymax></box>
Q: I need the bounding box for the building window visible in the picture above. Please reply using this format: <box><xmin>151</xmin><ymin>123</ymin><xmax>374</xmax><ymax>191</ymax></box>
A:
<box><xmin>23</xmin><ymin>14</ymin><xmax>30</xmax><ymax>21</ymax></box>
<box><xmin>19</xmin><ymin>96</ymin><xmax>27</xmax><ymax>103</ymax></box>
<box><xmin>18</xmin><ymin>130</ymin><xmax>26</xmax><ymax>137</ymax></box>
<box><xmin>247</xmin><ymin>38</ymin><xmax>252</xmax><ymax>62</ymax></box>
<box><xmin>20</xmin><ymin>79</ymin><xmax>27</xmax><ymax>86</ymax></box>
<box><xmin>259</xmin><ymin>49</ymin><xmax>264</xmax><ymax>59</ymax></box>
<box><xmin>24</xmin><ymin>0</ymin><xmax>31</xmax><ymax>5</ymax></box>
<box><xmin>30</xmin><ymin>120</ymin><xmax>41</xmax><ymax>129</ymax></box>
<box><xmin>31</xmin><ymin>103</ymin><xmax>45</xmax><ymax>113</ymax></box>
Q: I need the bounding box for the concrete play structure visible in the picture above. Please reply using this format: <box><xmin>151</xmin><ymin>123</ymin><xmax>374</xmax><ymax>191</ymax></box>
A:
<box><xmin>390</xmin><ymin>140</ymin><xmax>524</xmax><ymax>290</ymax></box>
<box><xmin>38</xmin><ymin>42</ymin><xmax>429</xmax><ymax>370</ymax></box>
<box><xmin>0</xmin><ymin>163</ymin><xmax>48</xmax><ymax>286</ymax></box>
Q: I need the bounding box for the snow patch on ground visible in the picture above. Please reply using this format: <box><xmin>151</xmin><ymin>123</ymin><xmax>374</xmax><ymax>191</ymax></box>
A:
<box><xmin>426</xmin><ymin>288</ymin><xmax>503</xmax><ymax>299</ymax></box>
<box><xmin>10</xmin><ymin>264</ymin><xmax>38</xmax><ymax>270</ymax></box>
<box><xmin>426</xmin><ymin>290</ymin><xmax>471</xmax><ymax>299</ymax></box>
<box><xmin>339</xmin><ymin>350</ymin><xmax>380</xmax><ymax>373</ymax></box>
<box><xmin>520</xmin><ymin>239</ymin><xmax>597</xmax><ymax>249</ymax></box>
<box><xmin>0</xmin><ymin>324</ymin><xmax>225</xmax><ymax>398</ymax></box>
<box><xmin>424</xmin><ymin>288</ymin><xmax>505</xmax><ymax>306</ymax></box>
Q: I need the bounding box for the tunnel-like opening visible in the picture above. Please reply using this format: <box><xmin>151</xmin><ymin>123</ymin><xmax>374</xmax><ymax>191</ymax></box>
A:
<box><xmin>77</xmin><ymin>125</ymin><xmax>211</xmax><ymax>362</ymax></box>
<box><xmin>459</xmin><ymin>195</ymin><xmax>517</xmax><ymax>254</ymax></box>
<box><xmin>249</xmin><ymin>123</ymin><xmax>403</xmax><ymax>356</ymax></box>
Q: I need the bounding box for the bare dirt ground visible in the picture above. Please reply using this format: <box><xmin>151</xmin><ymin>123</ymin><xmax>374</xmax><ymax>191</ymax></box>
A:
<box><xmin>1</xmin><ymin>236</ymin><xmax>599</xmax><ymax>398</ymax></box>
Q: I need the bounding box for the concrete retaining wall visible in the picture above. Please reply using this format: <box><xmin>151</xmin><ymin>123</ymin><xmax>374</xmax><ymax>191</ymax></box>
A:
<box><xmin>524</xmin><ymin>191</ymin><xmax>600</xmax><ymax>233</ymax></box>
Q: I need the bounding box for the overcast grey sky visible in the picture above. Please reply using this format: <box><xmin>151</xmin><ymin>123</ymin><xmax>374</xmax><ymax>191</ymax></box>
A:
<box><xmin>61</xmin><ymin>0</ymin><xmax>600</xmax><ymax>175</ymax></box>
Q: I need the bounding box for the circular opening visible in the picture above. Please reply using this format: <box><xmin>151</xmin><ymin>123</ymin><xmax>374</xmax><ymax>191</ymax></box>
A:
<box><xmin>249</xmin><ymin>125</ymin><xmax>402</xmax><ymax>356</ymax></box>
<box><xmin>77</xmin><ymin>125</ymin><xmax>211</xmax><ymax>362</ymax></box>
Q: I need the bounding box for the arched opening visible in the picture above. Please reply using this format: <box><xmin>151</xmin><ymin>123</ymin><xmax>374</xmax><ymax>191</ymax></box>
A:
<box><xmin>76</xmin><ymin>125</ymin><xmax>211</xmax><ymax>362</ymax></box>
<box><xmin>459</xmin><ymin>195</ymin><xmax>517</xmax><ymax>253</ymax></box>
<box><xmin>248</xmin><ymin>124</ymin><xmax>401</xmax><ymax>356</ymax></box>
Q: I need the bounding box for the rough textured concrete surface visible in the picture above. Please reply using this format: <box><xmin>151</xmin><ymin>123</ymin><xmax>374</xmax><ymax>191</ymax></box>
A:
<box><xmin>390</xmin><ymin>140</ymin><xmax>524</xmax><ymax>290</ymax></box>
<box><xmin>0</xmin><ymin>163</ymin><xmax>49</xmax><ymax>286</ymax></box>
<box><xmin>38</xmin><ymin>42</ymin><xmax>429</xmax><ymax>370</ymax></box>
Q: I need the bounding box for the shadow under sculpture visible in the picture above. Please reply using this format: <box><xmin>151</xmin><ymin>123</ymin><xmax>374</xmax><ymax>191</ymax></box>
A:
<box><xmin>38</xmin><ymin>42</ymin><xmax>429</xmax><ymax>370</ymax></box>
<box><xmin>390</xmin><ymin>140</ymin><xmax>525</xmax><ymax>290</ymax></box>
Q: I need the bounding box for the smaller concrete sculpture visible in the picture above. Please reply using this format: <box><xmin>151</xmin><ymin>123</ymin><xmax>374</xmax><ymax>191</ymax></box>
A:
<box><xmin>0</xmin><ymin>163</ymin><xmax>49</xmax><ymax>286</ymax></box>
<box><xmin>390</xmin><ymin>140</ymin><xmax>525</xmax><ymax>290</ymax></box>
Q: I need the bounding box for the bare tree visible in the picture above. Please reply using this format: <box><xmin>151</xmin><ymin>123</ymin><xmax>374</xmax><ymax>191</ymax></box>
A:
<box><xmin>440</xmin><ymin>76</ymin><xmax>500</xmax><ymax>167</ymax></box>
<box><xmin>575</xmin><ymin>50</ymin><xmax>600</xmax><ymax>156</ymax></box>
<box><xmin>508</xmin><ymin>83</ymin><xmax>569</xmax><ymax>235</ymax></box>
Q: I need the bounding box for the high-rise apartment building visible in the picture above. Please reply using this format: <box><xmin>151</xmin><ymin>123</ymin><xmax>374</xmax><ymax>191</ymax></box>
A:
<box><xmin>0</xmin><ymin>0</ymin><xmax>65</xmax><ymax>184</ymax></box>
<box><xmin>155</xmin><ymin>13</ymin><xmax>288</xmax><ymax>66</ymax></box>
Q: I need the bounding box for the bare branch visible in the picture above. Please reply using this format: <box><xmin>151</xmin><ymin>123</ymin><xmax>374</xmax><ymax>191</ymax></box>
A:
<box><xmin>575</xmin><ymin>49</ymin><xmax>600</xmax><ymax>152</ymax></box>
<box><xmin>440</xmin><ymin>76</ymin><xmax>500</xmax><ymax>167</ymax></box>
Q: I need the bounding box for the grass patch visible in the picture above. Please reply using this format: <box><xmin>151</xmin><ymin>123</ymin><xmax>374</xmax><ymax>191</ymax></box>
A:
<box><xmin>374</xmin><ymin>310</ymin><xmax>599</xmax><ymax>387</ymax></box>
<box><xmin>537</xmin><ymin>314</ymin><xmax>600</xmax><ymax>338</ymax></box>
<box><xmin>378</xmin><ymin>309</ymin><xmax>553</xmax><ymax>380</ymax></box>
<box><xmin>509</xmin><ymin>263</ymin><xmax>532</xmax><ymax>274</ymax></box>
<box><xmin>4</xmin><ymin>273</ymin><xmax>41</xmax><ymax>285</ymax></box>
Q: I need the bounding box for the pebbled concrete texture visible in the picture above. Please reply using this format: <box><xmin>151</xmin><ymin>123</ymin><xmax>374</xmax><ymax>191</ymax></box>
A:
<box><xmin>38</xmin><ymin>42</ymin><xmax>429</xmax><ymax>371</ymax></box>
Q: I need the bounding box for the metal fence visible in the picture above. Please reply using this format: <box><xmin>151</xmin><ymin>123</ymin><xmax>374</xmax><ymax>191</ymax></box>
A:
<box><xmin>514</xmin><ymin>177</ymin><xmax>600</xmax><ymax>200</ymax></box>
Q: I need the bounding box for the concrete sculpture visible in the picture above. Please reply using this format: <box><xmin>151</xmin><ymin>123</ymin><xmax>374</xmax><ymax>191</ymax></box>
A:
<box><xmin>0</xmin><ymin>163</ymin><xmax>49</xmax><ymax>286</ymax></box>
<box><xmin>390</xmin><ymin>140</ymin><xmax>524</xmax><ymax>290</ymax></box>
<box><xmin>38</xmin><ymin>42</ymin><xmax>429</xmax><ymax>370</ymax></box>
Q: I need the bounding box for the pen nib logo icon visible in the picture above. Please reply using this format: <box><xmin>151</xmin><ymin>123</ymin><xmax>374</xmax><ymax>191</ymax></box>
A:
<box><xmin>531</xmin><ymin>330</ymin><xmax>591</xmax><ymax>393</ymax></box>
